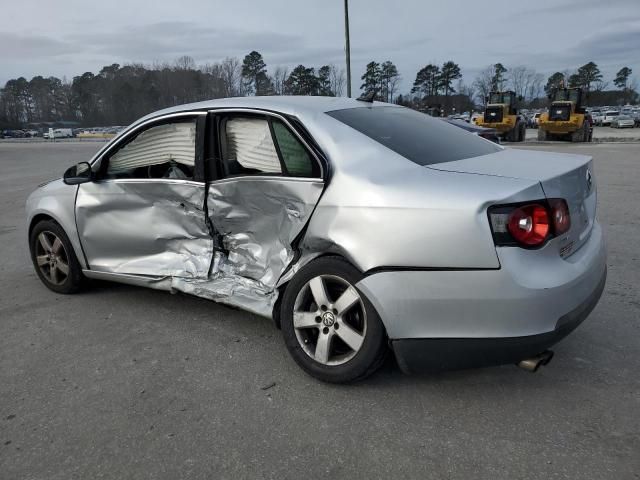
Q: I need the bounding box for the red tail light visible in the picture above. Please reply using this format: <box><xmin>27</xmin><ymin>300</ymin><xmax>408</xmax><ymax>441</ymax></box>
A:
<box><xmin>507</xmin><ymin>205</ymin><xmax>549</xmax><ymax>246</ymax></box>
<box><xmin>488</xmin><ymin>199</ymin><xmax>571</xmax><ymax>248</ymax></box>
<box><xmin>549</xmin><ymin>199</ymin><xmax>571</xmax><ymax>235</ymax></box>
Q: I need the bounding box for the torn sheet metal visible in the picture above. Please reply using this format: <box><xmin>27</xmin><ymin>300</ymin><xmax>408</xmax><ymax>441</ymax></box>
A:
<box><xmin>77</xmin><ymin>175</ymin><xmax>323</xmax><ymax>317</ymax></box>
<box><xmin>171</xmin><ymin>252</ymin><xmax>276</xmax><ymax>317</ymax></box>
<box><xmin>170</xmin><ymin>177</ymin><xmax>324</xmax><ymax>317</ymax></box>
<box><xmin>76</xmin><ymin>180</ymin><xmax>212</xmax><ymax>278</ymax></box>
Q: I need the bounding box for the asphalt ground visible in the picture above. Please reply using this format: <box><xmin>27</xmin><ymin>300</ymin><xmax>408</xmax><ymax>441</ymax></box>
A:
<box><xmin>1</xmin><ymin>141</ymin><xmax>639</xmax><ymax>479</ymax></box>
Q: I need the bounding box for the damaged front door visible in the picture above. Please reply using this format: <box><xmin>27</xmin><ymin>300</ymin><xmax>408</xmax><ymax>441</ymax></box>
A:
<box><xmin>76</xmin><ymin>113</ymin><xmax>213</xmax><ymax>283</ymax></box>
<box><xmin>177</xmin><ymin>110</ymin><xmax>325</xmax><ymax>316</ymax></box>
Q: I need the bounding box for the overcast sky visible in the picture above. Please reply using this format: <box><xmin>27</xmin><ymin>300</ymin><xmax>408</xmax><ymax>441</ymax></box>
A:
<box><xmin>2</xmin><ymin>0</ymin><xmax>639</xmax><ymax>93</ymax></box>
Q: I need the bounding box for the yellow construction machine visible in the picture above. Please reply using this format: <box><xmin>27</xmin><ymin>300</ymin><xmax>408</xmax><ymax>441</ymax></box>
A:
<box><xmin>537</xmin><ymin>87</ymin><xmax>592</xmax><ymax>142</ymax></box>
<box><xmin>474</xmin><ymin>91</ymin><xmax>526</xmax><ymax>142</ymax></box>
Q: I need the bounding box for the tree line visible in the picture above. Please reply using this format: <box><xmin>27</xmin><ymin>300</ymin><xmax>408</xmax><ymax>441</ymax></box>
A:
<box><xmin>0</xmin><ymin>51</ymin><xmax>636</xmax><ymax>129</ymax></box>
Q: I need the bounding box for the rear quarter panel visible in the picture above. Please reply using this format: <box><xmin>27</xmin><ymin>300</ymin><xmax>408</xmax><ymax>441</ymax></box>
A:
<box><xmin>296</xmin><ymin>115</ymin><xmax>545</xmax><ymax>271</ymax></box>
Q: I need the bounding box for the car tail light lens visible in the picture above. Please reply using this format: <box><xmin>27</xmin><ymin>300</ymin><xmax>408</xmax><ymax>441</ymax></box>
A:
<box><xmin>507</xmin><ymin>205</ymin><xmax>549</xmax><ymax>246</ymax></box>
<box><xmin>489</xmin><ymin>199</ymin><xmax>571</xmax><ymax>248</ymax></box>
<box><xmin>549</xmin><ymin>199</ymin><xmax>571</xmax><ymax>235</ymax></box>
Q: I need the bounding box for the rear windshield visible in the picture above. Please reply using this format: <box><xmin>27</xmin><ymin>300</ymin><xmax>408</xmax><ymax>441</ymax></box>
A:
<box><xmin>327</xmin><ymin>106</ymin><xmax>501</xmax><ymax>166</ymax></box>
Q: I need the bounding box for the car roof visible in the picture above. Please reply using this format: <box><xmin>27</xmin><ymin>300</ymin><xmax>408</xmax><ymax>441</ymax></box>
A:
<box><xmin>133</xmin><ymin>96</ymin><xmax>391</xmax><ymax>127</ymax></box>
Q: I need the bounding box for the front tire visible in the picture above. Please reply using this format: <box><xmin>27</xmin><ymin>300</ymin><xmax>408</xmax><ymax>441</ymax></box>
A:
<box><xmin>280</xmin><ymin>257</ymin><xmax>387</xmax><ymax>383</ymax></box>
<box><xmin>518</xmin><ymin>122</ymin><xmax>526</xmax><ymax>142</ymax></box>
<box><xmin>29</xmin><ymin>220</ymin><xmax>84</xmax><ymax>294</ymax></box>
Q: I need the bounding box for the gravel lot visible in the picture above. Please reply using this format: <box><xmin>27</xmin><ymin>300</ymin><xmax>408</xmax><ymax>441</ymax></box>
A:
<box><xmin>1</xmin><ymin>142</ymin><xmax>639</xmax><ymax>479</ymax></box>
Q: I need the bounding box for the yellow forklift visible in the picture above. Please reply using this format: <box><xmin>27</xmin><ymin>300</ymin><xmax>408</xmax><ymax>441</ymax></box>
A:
<box><xmin>474</xmin><ymin>91</ymin><xmax>526</xmax><ymax>142</ymax></box>
<box><xmin>537</xmin><ymin>87</ymin><xmax>592</xmax><ymax>142</ymax></box>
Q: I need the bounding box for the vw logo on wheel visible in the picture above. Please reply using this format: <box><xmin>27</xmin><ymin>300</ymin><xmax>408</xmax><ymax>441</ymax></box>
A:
<box><xmin>322</xmin><ymin>311</ymin><xmax>336</xmax><ymax>327</ymax></box>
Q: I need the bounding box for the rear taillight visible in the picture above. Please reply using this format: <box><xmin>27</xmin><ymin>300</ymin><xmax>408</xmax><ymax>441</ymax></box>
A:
<box><xmin>549</xmin><ymin>199</ymin><xmax>571</xmax><ymax>235</ymax></box>
<box><xmin>489</xmin><ymin>199</ymin><xmax>571</xmax><ymax>248</ymax></box>
<box><xmin>507</xmin><ymin>204</ymin><xmax>549</xmax><ymax>246</ymax></box>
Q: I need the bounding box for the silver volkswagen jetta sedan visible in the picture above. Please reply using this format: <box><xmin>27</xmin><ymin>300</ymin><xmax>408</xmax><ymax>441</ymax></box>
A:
<box><xmin>26</xmin><ymin>96</ymin><xmax>606</xmax><ymax>383</ymax></box>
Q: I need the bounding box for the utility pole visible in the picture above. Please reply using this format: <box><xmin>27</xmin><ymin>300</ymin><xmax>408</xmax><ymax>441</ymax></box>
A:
<box><xmin>344</xmin><ymin>0</ymin><xmax>352</xmax><ymax>97</ymax></box>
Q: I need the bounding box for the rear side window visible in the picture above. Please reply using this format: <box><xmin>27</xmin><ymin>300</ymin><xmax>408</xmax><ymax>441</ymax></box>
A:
<box><xmin>327</xmin><ymin>106</ymin><xmax>501</xmax><ymax>165</ymax></box>
<box><xmin>220</xmin><ymin>116</ymin><xmax>319</xmax><ymax>178</ymax></box>
<box><xmin>272</xmin><ymin>120</ymin><xmax>314</xmax><ymax>177</ymax></box>
<box><xmin>224</xmin><ymin>117</ymin><xmax>282</xmax><ymax>175</ymax></box>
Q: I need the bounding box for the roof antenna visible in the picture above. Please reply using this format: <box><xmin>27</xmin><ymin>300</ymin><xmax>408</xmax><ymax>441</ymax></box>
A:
<box><xmin>357</xmin><ymin>89</ymin><xmax>378</xmax><ymax>103</ymax></box>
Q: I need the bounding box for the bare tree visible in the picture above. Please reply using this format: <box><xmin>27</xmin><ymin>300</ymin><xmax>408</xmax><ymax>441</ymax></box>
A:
<box><xmin>527</xmin><ymin>73</ymin><xmax>544</xmax><ymax>101</ymax></box>
<box><xmin>220</xmin><ymin>57</ymin><xmax>242</xmax><ymax>97</ymax></box>
<box><xmin>473</xmin><ymin>65</ymin><xmax>494</xmax><ymax>104</ymax></box>
<box><xmin>457</xmin><ymin>79</ymin><xmax>475</xmax><ymax>100</ymax></box>
<box><xmin>174</xmin><ymin>55</ymin><xmax>196</xmax><ymax>71</ymax></box>
<box><xmin>329</xmin><ymin>65</ymin><xmax>346</xmax><ymax>97</ymax></box>
<box><xmin>272</xmin><ymin>66</ymin><xmax>289</xmax><ymax>95</ymax></box>
<box><xmin>593</xmin><ymin>79</ymin><xmax>609</xmax><ymax>92</ymax></box>
<box><xmin>508</xmin><ymin>66</ymin><xmax>545</xmax><ymax>101</ymax></box>
<box><xmin>508</xmin><ymin>66</ymin><xmax>528</xmax><ymax>99</ymax></box>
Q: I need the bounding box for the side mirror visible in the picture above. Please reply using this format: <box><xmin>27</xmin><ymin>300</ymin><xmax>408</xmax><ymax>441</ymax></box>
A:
<box><xmin>63</xmin><ymin>162</ymin><xmax>93</xmax><ymax>185</ymax></box>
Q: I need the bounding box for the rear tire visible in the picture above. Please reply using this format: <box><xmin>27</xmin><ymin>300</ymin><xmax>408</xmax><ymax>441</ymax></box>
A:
<box><xmin>280</xmin><ymin>257</ymin><xmax>387</xmax><ymax>383</ymax></box>
<box><xmin>570</xmin><ymin>124</ymin><xmax>585</xmax><ymax>142</ymax></box>
<box><xmin>29</xmin><ymin>220</ymin><xmax>84</xmax><ymax>294</ymax></box>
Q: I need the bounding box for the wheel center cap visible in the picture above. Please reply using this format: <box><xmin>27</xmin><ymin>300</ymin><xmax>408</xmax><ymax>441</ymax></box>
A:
<box><xmin>322</xmin><ymin>312</ymin><xmax>336</xmax><ymax>327</ymax></box>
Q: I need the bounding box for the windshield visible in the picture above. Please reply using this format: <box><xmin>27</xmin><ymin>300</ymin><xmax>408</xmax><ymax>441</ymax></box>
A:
<box><xmin>489</xmin><ymin>93</ymin><xmax>512</xmax><ymax>104</ymax></box>
<box><xmin>553</xmin><ymin>89</ymin><xmax>581</xmax><ymax>103</ymax></box>
<box><xmin>326</xmin><ymin>106</ymin><xmax>502</xmax><ymax>166</ymax></box>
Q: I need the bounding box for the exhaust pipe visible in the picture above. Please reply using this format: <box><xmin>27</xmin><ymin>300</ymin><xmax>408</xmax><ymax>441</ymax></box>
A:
<box><xmin>517</xmin><ymin>350</ymin><xmax>554</xmax><ymax>372</ymax></box>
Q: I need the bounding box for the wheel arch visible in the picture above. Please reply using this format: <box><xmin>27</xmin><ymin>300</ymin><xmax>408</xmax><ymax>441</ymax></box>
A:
<box><xmin>273</xmin><ymin>252</ymin><xmax>364</xmax><ymax>329</ymax></box>
<box><xmin>28</xmin><ymin>212</ymin><xmax>59</xmax><ymax>236</ymax></box>
<box><xmin>27</xmin><ymin>208</ymin><xmax>88</xmax><ymax>270</ymax></box>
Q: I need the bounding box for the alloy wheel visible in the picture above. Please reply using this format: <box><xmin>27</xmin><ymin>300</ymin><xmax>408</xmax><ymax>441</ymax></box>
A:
<box><xmin>292</xmin><ymin>274</ymin><xmax>367</xmax><ymax>366</ymax></box>
<box><xmin>35</xmin><ymin>231</ymin><xmax>70</xmax><ymax>286</ymax></box>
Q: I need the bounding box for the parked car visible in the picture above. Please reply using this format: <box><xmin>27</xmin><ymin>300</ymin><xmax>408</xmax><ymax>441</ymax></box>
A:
<box><xmin>610</xmin><ymin>115</ymin><xmax>635</xmax><ymax>128</ymax></box>
<box><xmin>601</xmin><ymin>110</ymin><xmax>620</xmax><ymax>126</ymax></box>
<box><xmin>591</xmin><ymin>111</ymin><xmax>604</xmax><ymax>126</ymax></box>
<box><xmin>442</xmin><ymin>118</ymin><xmax>501</xmax><ymax>143</ymax></box>
<box><xmin>43</xmin><ymin>128</ymin><xmax>74</xmax><ymax>139</ymax></box>
<box><xmin>531</xmin><ymin>112</ymin><xmax>542</xmax><ymax>128</ymax></box>
<box><xmin>26</xmin><ymin>97</ymin><xmax>606</xmax><ymax>383</ymax></box>
<box><xmin>2</xmin><ymin>129</ymin><xmax>26</xmax><ymax>138</ymax></box>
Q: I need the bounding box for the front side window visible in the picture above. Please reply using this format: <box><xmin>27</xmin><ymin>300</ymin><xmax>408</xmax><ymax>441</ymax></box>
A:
<box><xmin>106</xmin><ymin>121</ymin><xmax>196</xmax><ymax>180</ymax></box>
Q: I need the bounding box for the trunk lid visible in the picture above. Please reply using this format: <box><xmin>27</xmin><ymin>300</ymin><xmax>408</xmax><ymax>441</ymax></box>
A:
<box><xmin>428</xmin><ymin>148</ymin><xmax>596</xmax><ymax>257</ymax></box>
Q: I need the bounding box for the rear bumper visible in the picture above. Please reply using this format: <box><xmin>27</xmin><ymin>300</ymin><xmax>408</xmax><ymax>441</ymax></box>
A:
<box><xmin>356</xmin><ymin>221</ymin><xmax>607</xmax><ymax>372</ymax></box>
<box><xmin>391</xmin><ymin>268</ymin><xmax>606</xmax><ymax>373</ymax></box>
